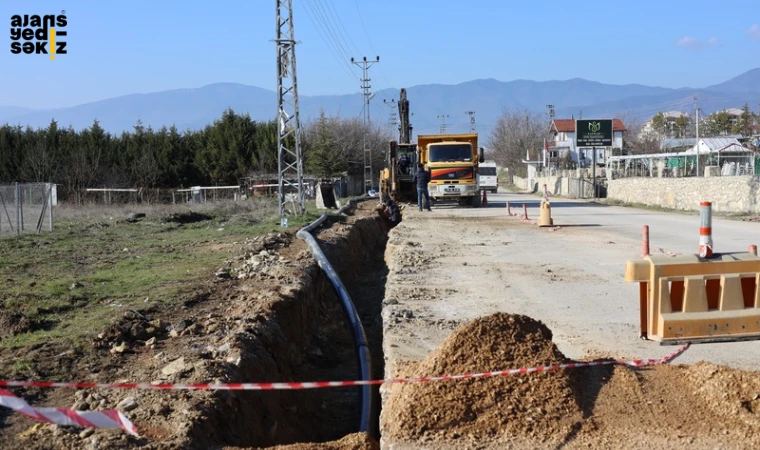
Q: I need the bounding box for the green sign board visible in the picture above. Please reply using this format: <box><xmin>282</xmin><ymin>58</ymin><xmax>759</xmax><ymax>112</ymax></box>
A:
<box><xmin>575</xmin><ymin>119</ymin><xmax>613</xmax><ymax>147</ymax></box>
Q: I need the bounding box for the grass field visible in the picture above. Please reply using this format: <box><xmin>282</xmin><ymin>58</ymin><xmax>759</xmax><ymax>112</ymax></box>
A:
<box><xmin>0</xmin><ymin>198</ymin><xmax>323</xmax><ymax>349</ymax></box>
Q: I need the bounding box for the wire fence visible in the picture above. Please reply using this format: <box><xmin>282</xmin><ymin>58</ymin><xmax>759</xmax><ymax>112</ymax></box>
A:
<box><xmin>608</xmin><ymin>154</ymin><xmax>759</xmax><ymax>179</ymax></box>
<box><xmin>0</xmin><ymin>183</ymin><xmax>55</xmax><ymax>236</ymax></box>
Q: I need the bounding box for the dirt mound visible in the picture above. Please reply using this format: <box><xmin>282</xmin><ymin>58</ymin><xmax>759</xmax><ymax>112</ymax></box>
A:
<box><xmin>683</xmin><ymin>361</ymin><xmax>760</xmax><ymax>425</ymax></box>
<box><xmin>383</xmin><ymin>312</ymin><xmax>760</xmax><ymax>448</ymax></box>
<box><xmin>91</xmin><ymin>310</ymin><xmax>167</xmax><ymax>351</ymax></box>
<box><xmin>382</xmin><ymin>313</ymin><xmax>582</xmax><ymax>444</ymax></box>
<box><xmin>240</xmin><ymin>432</ymin><xmax>379</xmax><ymax>450</ymax></box>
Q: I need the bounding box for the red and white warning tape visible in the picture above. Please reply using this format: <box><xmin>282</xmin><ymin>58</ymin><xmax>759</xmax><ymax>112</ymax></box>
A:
<box><xmin>0</xmin><ymin>389</ymin><xmax>138</xmax><ymax>436</ymax></box>
<box><xmin>0</xmin><ymin>343</ymin><xmax>689</xmax><ymax>435</ymax></box>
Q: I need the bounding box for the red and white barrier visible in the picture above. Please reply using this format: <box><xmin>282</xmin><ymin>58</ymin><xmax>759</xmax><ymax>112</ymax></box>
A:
<box><xmin>0</xmin><ymin>344</ymin><xmax>689</xmax><ymax>392</ymax></box>
<box><xmin>642</xmin><ymin>225</ymin><xmax>650</xmax><ymax>256</ymax></box>
<box><xmin>0</xmin><ymin>389</ymin><xmax>138</xmax><ymax>436</ymax></box>
<box><xmin>0</xmin><ymin>343</ymin><xmax>689</xmax><ymax>435</ymax></box>
<box><xmin>698</xmin><ymin>201</ymin><xmax>713</xmax><ymax>258</ymax></box>
<box><xmin>543</xmin><ymin>184</ymin><xmax>551</xmax><ymax>201</ymax></box>
<box><xmin>506</xmin><ymin>201</ymin><xmax>516</xmax><ymax>216</ymax></box>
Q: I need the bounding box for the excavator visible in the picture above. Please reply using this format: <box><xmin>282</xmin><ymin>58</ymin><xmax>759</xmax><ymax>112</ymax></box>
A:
<box><xmin>379</xmin><ymin>88</ymin><xmax>418</xmax><ymax>203</ymax></box>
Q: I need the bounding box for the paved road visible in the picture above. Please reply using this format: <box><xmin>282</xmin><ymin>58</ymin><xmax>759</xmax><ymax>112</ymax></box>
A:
<box><xmin>496</xmin><ymin>189</ymin><xmax>760</xmax><ymax>256</ymax></box>
<box><xmin>381</xmin><ymin>188</ymin><xmax>760</xmax><ymax>381</ymax></box>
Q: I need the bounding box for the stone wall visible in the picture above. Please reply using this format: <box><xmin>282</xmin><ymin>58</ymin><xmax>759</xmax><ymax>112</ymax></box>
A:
<box><xmin>512</xmin><ymin>169</ymin><xmax>599</xmax><ymax>198</ymax></box>
<box><xmin>607</xmin><ymin>176</ymin><xmax>760</xmax><ymax>214</ymax></box>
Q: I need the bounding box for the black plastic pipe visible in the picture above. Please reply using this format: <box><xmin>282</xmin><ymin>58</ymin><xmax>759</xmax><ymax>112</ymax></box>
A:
<box><xmin>296</xmin><ymin>195</ymin><xmax>373</xmax><ymax>432</ymax></box>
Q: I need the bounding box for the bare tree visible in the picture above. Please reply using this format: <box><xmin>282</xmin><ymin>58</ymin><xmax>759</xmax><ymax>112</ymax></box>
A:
<box><xmin>487</xmin><ymin>108</ymin><xmax>550</xmax><ymax>176</ymax></box>
<box><xmin>302</xmin><ymin>112</ymin><xmax>391</xmax><ymax>180</ymax></box>
<box><xmin>616</xmin><ymin>111</ymin><xmax>665</xmax><ymax>155</ymax></box>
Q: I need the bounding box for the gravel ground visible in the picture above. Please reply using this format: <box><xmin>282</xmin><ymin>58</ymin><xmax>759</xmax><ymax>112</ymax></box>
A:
<box><xmin>379</xmin><ymin>190</ymin><xmax>760</xmax><ymax>449</ymax></box>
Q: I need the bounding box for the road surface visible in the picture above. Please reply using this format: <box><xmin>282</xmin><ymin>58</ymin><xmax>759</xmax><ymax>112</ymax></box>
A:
<box><xmin>381</xmin><ymin>189</ymin><xmax>760</xmax><ymax>374</ymax></box>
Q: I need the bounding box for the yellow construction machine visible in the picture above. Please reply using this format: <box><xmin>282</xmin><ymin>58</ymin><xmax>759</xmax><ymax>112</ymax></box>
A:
<box><xmin>380</xmin><ymin>88</ymin><xmax>418</xmax><ymax>203</ymax></box>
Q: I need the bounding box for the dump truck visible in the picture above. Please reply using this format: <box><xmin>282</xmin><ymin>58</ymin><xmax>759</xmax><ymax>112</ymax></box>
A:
<box><xmin>417</xmin><ymin>133</ymin><xmax>484</xmax><ymax>207</ymax></box>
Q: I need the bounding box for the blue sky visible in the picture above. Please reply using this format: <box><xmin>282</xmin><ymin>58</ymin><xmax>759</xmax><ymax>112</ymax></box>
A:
<box><xmin>1</xmin><ymin>0</ymin><xmax>759</xmax><ymax>109</ymax></box>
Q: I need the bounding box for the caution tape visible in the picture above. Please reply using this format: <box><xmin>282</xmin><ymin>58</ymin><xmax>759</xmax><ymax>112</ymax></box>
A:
<box><xmin>0</xmin><ymin>343</ymin><xmax>689</xmax><ymax>393</ymax></box>
<box><xmin>0</xmin><ymin>389</ymin><xmax>138</xmax><ymax>436</ymax></box>
<box><xmin>0</xmin><ymin>343</ymin><xmax>689</xmax><ymax>436</ymax></box>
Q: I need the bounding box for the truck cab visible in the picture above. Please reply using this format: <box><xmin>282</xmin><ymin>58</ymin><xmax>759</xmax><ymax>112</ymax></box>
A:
<box><xmin>417</xmin><ymin>133</ymin><xmax>484</xmax><ymax>207</ymax></box>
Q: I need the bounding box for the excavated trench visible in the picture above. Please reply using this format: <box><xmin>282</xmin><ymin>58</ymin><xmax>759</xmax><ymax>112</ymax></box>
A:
<box><xmin>184</xmin><ymin>206</ymin><xmax>389</xmax><ymax>449</ymax></box>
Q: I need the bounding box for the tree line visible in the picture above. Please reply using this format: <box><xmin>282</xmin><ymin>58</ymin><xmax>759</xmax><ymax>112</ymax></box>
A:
<box><xmin>0</xmin><ymin>108</ymin><xmax>390</xmax><ymax>202</ymax></box>
<box><xmin>648</xmin><ymin>103</ymin><xmax>759</xmax><ymax>139</ymax></box>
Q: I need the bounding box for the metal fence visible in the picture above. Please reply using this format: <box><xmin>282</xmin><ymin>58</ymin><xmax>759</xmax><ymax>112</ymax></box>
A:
<box><xmin>608</xmin><ymin>154</ymin><xmax>759</xmax><ymax>179</ymax></box>
<box><xmin>567</xmin><ymin>178</ymin><xmax>605</xmax><ymax>199</ymax></box>
<box><xmin>0</xmin><ymin>183</ymin><xmax>55</xmax><ymax>236</ymax></box>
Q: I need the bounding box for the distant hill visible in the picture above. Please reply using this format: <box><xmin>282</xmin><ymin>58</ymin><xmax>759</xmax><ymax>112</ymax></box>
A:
<box><xmin>706</xmin><ymin>68</ymin><xmax>760</xmax><ymax>94</ymax></box>
<box><xmin>0</xmin><ymin>106</ymin><xmax>33</xmax><ymax>122</ymax></box>
<box><xmin>2</xmin><ymin>68</ymin><xmax>759</xmax><ymax>135</ymax></box>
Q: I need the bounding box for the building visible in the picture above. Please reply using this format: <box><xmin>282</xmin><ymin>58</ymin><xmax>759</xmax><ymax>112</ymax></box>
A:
<box><xmin>685</xmin><ymin>137</ymin><xmax>750</xmax><ymax>155</ymax></box>
<box><xmin>546</xmin><ymin>118</ymin><xmax>627</xmax><ymax>168</ymax></box>
<box><xmin>641</xmin><ymin>111</ymin><xmax>690</xmax><ymax>138</ymax></box>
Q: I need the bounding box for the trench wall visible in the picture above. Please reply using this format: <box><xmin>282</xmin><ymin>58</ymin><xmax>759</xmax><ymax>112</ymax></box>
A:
<box><xmin>189</xmin><ymin>210</ymin><xmax>387</xmax><ymax>447</ymax></box>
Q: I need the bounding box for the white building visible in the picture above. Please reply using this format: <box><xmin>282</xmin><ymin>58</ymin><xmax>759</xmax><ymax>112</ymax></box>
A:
<box><xmin>684</xmin><ymin>137</ymin><xmax>748</xmax><ymax>155</ymax></box>
<box><xmin>641</xmin><ymin>111</ymin><xmax>690</xmax><ymax>137</ymax></box>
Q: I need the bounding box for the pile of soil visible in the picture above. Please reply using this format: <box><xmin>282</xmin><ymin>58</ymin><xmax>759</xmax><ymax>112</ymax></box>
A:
<box><xmin>240</xmin><ymin>432</ymin><xmax>379</xmax><ymax>450</ymax></box>
<box><xmin>382</xmin><ymin>312</ymin><xmax>760</xmax><ymax>449</ymax></box>
<box><xmin>382</xmin><ymin>313</ymin><xmax>582</xmax><ymax>444</ymax></box>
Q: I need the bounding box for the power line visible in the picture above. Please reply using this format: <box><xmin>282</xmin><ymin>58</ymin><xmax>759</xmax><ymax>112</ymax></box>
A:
<box><xmin>322</xmin><ymin>0</ymin><xmax>362</xmax><ymax>56</ymax></box>
<box><xmin>300</xmin><ymin>0</ymin><xmax>359</xmax><ymax>80</ymax></box>
<box><xmin>351</xmin><ymin>56</ymin><xmax>380</xmax><ymax>193</ymax></box>
<box><xmin>351</xmin><ymin>0</ymin><xmax>394</xmax><ymax>90</ymax></box>
<box><xmin>303</xmin><ymin>0</ymin><xmax>357</xmax><ymax>72</ymax></box>
<box><xmin>308</xmin><ymin>0</ymin><xmax>354</xmax><ymax>63</ymax></box>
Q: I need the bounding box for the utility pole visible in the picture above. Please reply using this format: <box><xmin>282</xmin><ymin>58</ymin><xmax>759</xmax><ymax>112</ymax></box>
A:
<box><xmin>465</xmin><ymin>111</ymin><xmax>476</xmax><ymax>132</ymax></box>
<box><xmin>438</xmin><ymin>114</ymin><xmax>449</xmax><ymax>134</ymax></box>
<box><xmin>274</xmin><ymin>0</ymin><xmax>304</xmax><ymax>221</ymax></box>
<box><xmin>351</xmin><ymin>56</ymin><xmax>380</xmax><ymax>193</ymax></box>
<box><xmin>546</xmin><ymin>104</ymin><xmax>555</xmax><ymax>121</ymax></box>
<box><xmin>545</xmin><ymin>105</ymin><xmax>554</xmax><ymax>168</ymax></box>
<box><xmin>383</xmin><ymin>99</ymin><xmax>398</xmax><ymax>133</ymax></box>
<box><xmin>694</xmin><ymin>96</ymin><xmax>700</xmax><ymax>177</ymax></box>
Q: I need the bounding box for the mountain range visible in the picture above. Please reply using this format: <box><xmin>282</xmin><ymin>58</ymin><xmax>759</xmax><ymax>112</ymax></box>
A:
<box><xmin>1</xmin><ymin>68</ymin><xmax>759</xmax><ymax>136</ymax></box>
